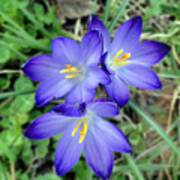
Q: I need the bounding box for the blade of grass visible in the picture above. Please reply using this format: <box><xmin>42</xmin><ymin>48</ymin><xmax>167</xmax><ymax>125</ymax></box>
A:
<box><xmin>91</xmin><ymin>0</ymin><xmax>98</xmax><ymax>14</ymax></box>
<box><xmin>0</xmin><ymin>41</ymin><xmax>28</xmax><ymax>61</ymax></box>
<box><xmin>129</xmin><ymin>100</ymin><xmax>180</xmax><ymax>159</ymax></box>
<box><xmin>0</xmin><ymin>11</ymin><xmax>23</xmax><ymax>32</ymax></box>
<box><xmin>114</xmin><ymin>163</ymin><xmax>173</xmax><ymax>172</ymax></box>
<box><xmin>2</xmin><ymin>24</ymin><xmax>49</xmax><ymax>51</ymax></box>
<box><xmin>0</xmin><ymin>11</ymin><xmax>49</xmax><ymax>51</ymax></box>
<box><xmin>108</xmin><ymin>0</ymin><xmax>130</xmax><ymax>33</ymax></box>
<box><xmin>0</xmin><ymin>32</ymin><xmax>26</xmax><ymax>45</ymax></box>
<box><xmin>172</xmin><ymin>151</ymin><xmax>178</xmax><ymax>180</ymax></box>
<box><xmin>103</xmin><ymin>0</ymin><xmax>111</xmax><ymax>25</ymax></box>
<box><xmin>169</xmin><ymin>53</ymin><xmax>179</xmax><ymax>75</ymax></box>
<box><xmin>19</xmin><ymin>7</ymin><xmax>53</xmax><ymax>39</ymax></box>
<box><xmin>0</xmin><ymin>89</ymin><xmax>35</xmax><ymax>100</ymax></box>
<box><xmin>124</xmin><ymin>154</ymin><xmax>145</xmax><ymax>180</ymax></box>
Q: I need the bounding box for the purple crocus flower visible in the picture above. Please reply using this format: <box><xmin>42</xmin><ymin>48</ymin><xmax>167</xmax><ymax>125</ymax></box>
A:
<box><xmin>24</xmin><ymin>99</ymin><xmax>132</xmax><ymax>179</ymax></box>
<box><xmin>88</xmin><ymin>15</ymin><xmax>171</xmax><ymax>107</ymax></box>
<box><xmin>22</xmin><ymin>30</ymin><xmax>109</xmax><ymax>106</ymax></box>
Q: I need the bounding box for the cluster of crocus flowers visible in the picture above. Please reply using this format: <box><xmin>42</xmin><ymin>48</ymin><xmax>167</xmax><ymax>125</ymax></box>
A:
<box><xmin>22</xmin><ymin>15</ymin><xmax>170</xmax><ymax>179</ymax></box>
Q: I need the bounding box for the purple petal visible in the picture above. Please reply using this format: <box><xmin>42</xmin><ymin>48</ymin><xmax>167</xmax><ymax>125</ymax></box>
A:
<box><xmin>52</xmin><ymin>103</ymin><xmax>85</xmax><ymax>117</ymax></box>
<box><xmin>51</xmin><ymin>37</ymin><xmax>81</xmax><ymax>65</ymax></box>
<box><xmin>88</xmin><ymin>15</ymin><xmax>111</xmax><ymax>53</ymax></box>
<box><xmin>80</xmin><ymin>30</ymin><xmax>103</xmax><ymax>65</ymax></box>
<box><xmin>100</xmin><ymin>52</ymin><xmax>111</xmax><ymax>74</ymax></box>
<box><xmin>95</xmin><ymin>118</ymin><xmax>132</xmax><ymax>153</ymax></box>
<box><xmin>87</xmin><ymin>99</ymin><xmax>119</xmax><ymax>117</ymax></box>
<box><xmin>131</xmin><ymin>40</ymin><xmax>171</xmax><ymax>66</ymax></box>
<box><xmin>111</xmin><ymin>16</ymin><xmax>142</xmax><ymax>56</ymax></box>
<box><xmin>22</xmin><ymin>54</ymin><xmax>60</xmax><ymax>81</ymax></box>
<box><xmin>55</xmin><ymin>122</ymin><xmax>83</xmax><ymax>175</ymax></box>
<box><xmin>65</xmin><ymin>84</ymin><xmax>96</xmax><ymax>104</ymax></box>
<box><xmin>24</xmin><ymin>112</ymin><xmax>72</xmax><ymax>139</ymax></box>
<box><xmin>84</xmin><ymin>129</ymin><xmax>113</xmax><ymax>179</ymax></box>
<box><xmin>105</xmin><ymin>76</ymin><xmax>130</xmax><ymax>107</ymax></box>
<box><xmin>36</xmin><ymin>77</ymin><xmax>74</xmax><ymax>107</ymax></box>
<box><xmin>118</xmin><ymin>64</ymin><xmax>162</xmax><ymax>89</ymax></box>
<box><xmin>84</xmin><ymin>65</ymin><xmax>110</xmax><ymax>89</ymax></box>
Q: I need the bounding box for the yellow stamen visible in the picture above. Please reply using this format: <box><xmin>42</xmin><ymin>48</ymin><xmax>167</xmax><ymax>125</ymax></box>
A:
<box><xmin>71</xmin><ymin>117</ymin><xmax>88</xmax><ymax>144</ymax></box>
<box><xmin>79</xmin><ymin>118</ymin><xmax>88</xmax><ymax>144</ymax></box>
<box><xmin>65</xmin><ymin>74</ymin><xmax>78</xmax><ymax>79</ymax></box>
<box><xmin>60</xmin><ymin>64</ymin><xmax>80</xmax><ymax>79</ymax></box>
<box><xmin>113</xmin><ymin>49</ymin><xmax>131</xmax><ymax>66</ymax></box>
<box><xmin>60</xmin><ymin>66</ymin><xmax>79</xmax><ymax>73</ymax></box>
<box><xmin>66</xmin><ymin>64</ymin><xmax>72</xmax><ymax>69</ymax></box>
<box><xmin>115</xmin><ymin>60</ymin><xmax>130</xmax><ymax>66</ymax></box>
<box><xmin>113</xmin><ymin>49</ymin><xmax>123</xmax><ymax>61</ymax></box>
<box><xmin>72</xmin><ymin>118</ymin><xmax>82</xmax><ymax>137</ymax></box>
<box><xmin>116</xmin><ymin>53</ymin><xmax>131</xmax><ymax>63</ymax></box>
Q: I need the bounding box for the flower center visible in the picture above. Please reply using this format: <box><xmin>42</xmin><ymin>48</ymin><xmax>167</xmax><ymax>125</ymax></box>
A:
<box><xmin>72</xmin><ymin>117</ymin><xmax>88</xmax><ymax>144</ymax></box>
<box><xmin>112</xmin><ymin>49</ymin><xmax>131</xmax><ymax>66</ymax></box>
<box><xmin>60</xmin><ymin>64</ymin><xmax>80</xmax><ymax>79</ymax></box>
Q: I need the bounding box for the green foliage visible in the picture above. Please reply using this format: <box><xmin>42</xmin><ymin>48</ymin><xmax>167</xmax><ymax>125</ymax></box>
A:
<box><xmin>10</xmin><ymin>77</ymin><xmax>35</xmax><ymax>114</ymax></box>
<box><xmin>33</xmin><ymin>173</ymin><xmax>62</xmax><ymax>180</ymax></box>
<box><xmin>0</xmin><ymin>0</ymin><xmax>179</xmax><ymax>179</ymax></box>
<box><xmin>0</xmin><ymin>45</ymin><xmax>10</xmax><ymax>64</ymax></box>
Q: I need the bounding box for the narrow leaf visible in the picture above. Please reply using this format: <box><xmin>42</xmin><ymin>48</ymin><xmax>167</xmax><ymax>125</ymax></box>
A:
<box><xmin>129</xmin><ymin>100</ymin><xmax>180</xmax><ymax>159</ymax></box>
<box><xmin>108</xmin><ymin>0</ymin><xmax>130</xmax><ymax>33</ymax></box>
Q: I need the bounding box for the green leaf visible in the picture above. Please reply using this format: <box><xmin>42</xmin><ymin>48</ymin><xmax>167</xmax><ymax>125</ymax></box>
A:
<box><xmin>33</xmin><ymin>173</ymin><xmax>62</xmax><ymax>180</ymax></box>
<box><xmin>0</xmin><ymin>45</ymin><xmax>10</xmax><ymax>64</ymax></box>
<box><xmin>103</xmin><ymin>0</ymin><xmax>111</xmax><ymax>25</ymax></box>
<box><xmin>34</xmin><ymin>139</ymin><xmax>50</xmax><ymax>158</ymax></box>
<box><xmin>10</xmin><ymin>94</ymin><xmax>34</xmax><ymax>114</ymax></box>
<box><xmin>34</xmin><ymin>3</ymin><xmax>45</xmax><ymax>22</ymax></box>
<box><xmin>108</xmin><ymin>0</ymin><xmax>130</xmax><ymax>33</ymax></box>
<box><xmin>0</xmin><ymin>161</ymin><xmax>11</xmax><ymax>180</ymax></box>
<box><xmin>0</xmin><ymin>89</ymin><xmax>35</xmax><ymax>100</ymax></box>
<box><xmin>124</xmin><ymin>154</ymin><xmax>145</xmax><ymax>180</ymax></box>
<box><xmin>0</xmin><ymin>139</ymin><xmax>16</xmax><ymax>162</ymax></box>
<box><xmin>14</xmin><ymin>77</ymin><xmax>33</xmax><ymax>91</ymax></box>
<box><xmin>0</xmin><ymin>0</ymin><xmax>18</xmax><ymax>22</ymax></box>
<box><xmin>10</xmin><ymin>77</ymin><xmax>35</xmax><ymax>113</ymax></box>
<box><xmin>21</xmin><ymin>139</ymin><xmax>33</xmax><ymax>164</ymax></box>
<box><xmin>0</xmin><ymin>75</ymin><xmax>11</xmax><ymax>90</ymax></box>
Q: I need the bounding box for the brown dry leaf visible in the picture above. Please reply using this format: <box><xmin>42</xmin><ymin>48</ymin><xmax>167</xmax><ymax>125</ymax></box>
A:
<box><xmin>55</xmin><ymin>0</ymin><xmax>99</xmax><ymax>21</ymax></box>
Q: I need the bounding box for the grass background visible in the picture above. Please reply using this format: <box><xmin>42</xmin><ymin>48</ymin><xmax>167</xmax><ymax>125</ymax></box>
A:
<box><xmin>0</xmin><ymin>0</ymin><xmax>179</xmax><ymax>179</ymax></box>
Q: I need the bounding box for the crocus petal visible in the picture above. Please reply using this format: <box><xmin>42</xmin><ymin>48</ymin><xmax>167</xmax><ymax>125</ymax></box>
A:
<box><xmin>111</xmin><ymin>16</ymin><xmax>142</xmax><ymax>55</ymax></box>
<box><xmin>22</xmin><ymin>54</ymin><xmax>60</xmax><ymax>81</ymax></box>
<box><xmin>131</xmin><ymin>40</ymin><xmax>171</xmax><ymax>66</ymax></box>
<box><xmin>118</xmin><ymin>64</ymin><xmax>162</xmax><ymax>89</ymax></box>
<box><xmin>87</xmin><ymin>99</ymin><xmax>119</xmax><ymax>117</ymax></box>
<box><xmin>105</xmin><ymin>76</ymin><xmax>130</xmax><ymax>107</ymax></box>
<box><xmin>100</xmin><ymin>52</ymin><xmax>110</xmax><ymax>74</ymax></box>
<box><xmin>95</xmin><ymin>118</ymin><xmax>132</xmax><ymax>153</ymax></box>
<box><xmin>65</xmin><ymin>84</ymin><xmax>96</xmax><ymax>104</ymax></box>
<box><xmin>80</xmin><ymin>30</ymin><xmax>103</xmax><ymax>65</ymax></box>
<box><xmin>84</xmin><ymin>65</ymin><xmax>110</xmax><ymax>89</ymax></box>
<box><xmin>55</xmin><ymin>123</ymin><xmax>83</xmax><ymax>175</ymax></box>
<box><xmin>84</xmin><ymin>129</ymin><xmax>113</xmax><ymax>179</ymax></box>
<box><xmin>88</xmin><ymin>15</ymin><xmax>111</xmax><ymax>52</ymax></box>
<box><xmin>51</xmin><ymin>37</ymin><xmax>81</xmax><ymax>65</ymax></box>
<box><xmin>24</xmin><ymin>112</ymin><xmax>72</xmax><ymax>139</ymax></box>
<box><xmin>36</xmin><ymin>77</ymin><xmax>74</xmax><ymax>106</ymax></box>
<box><xmin>52</xmin><ymin>103</ymin><xmax>85</xmax><ymax>117</ymax></box>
